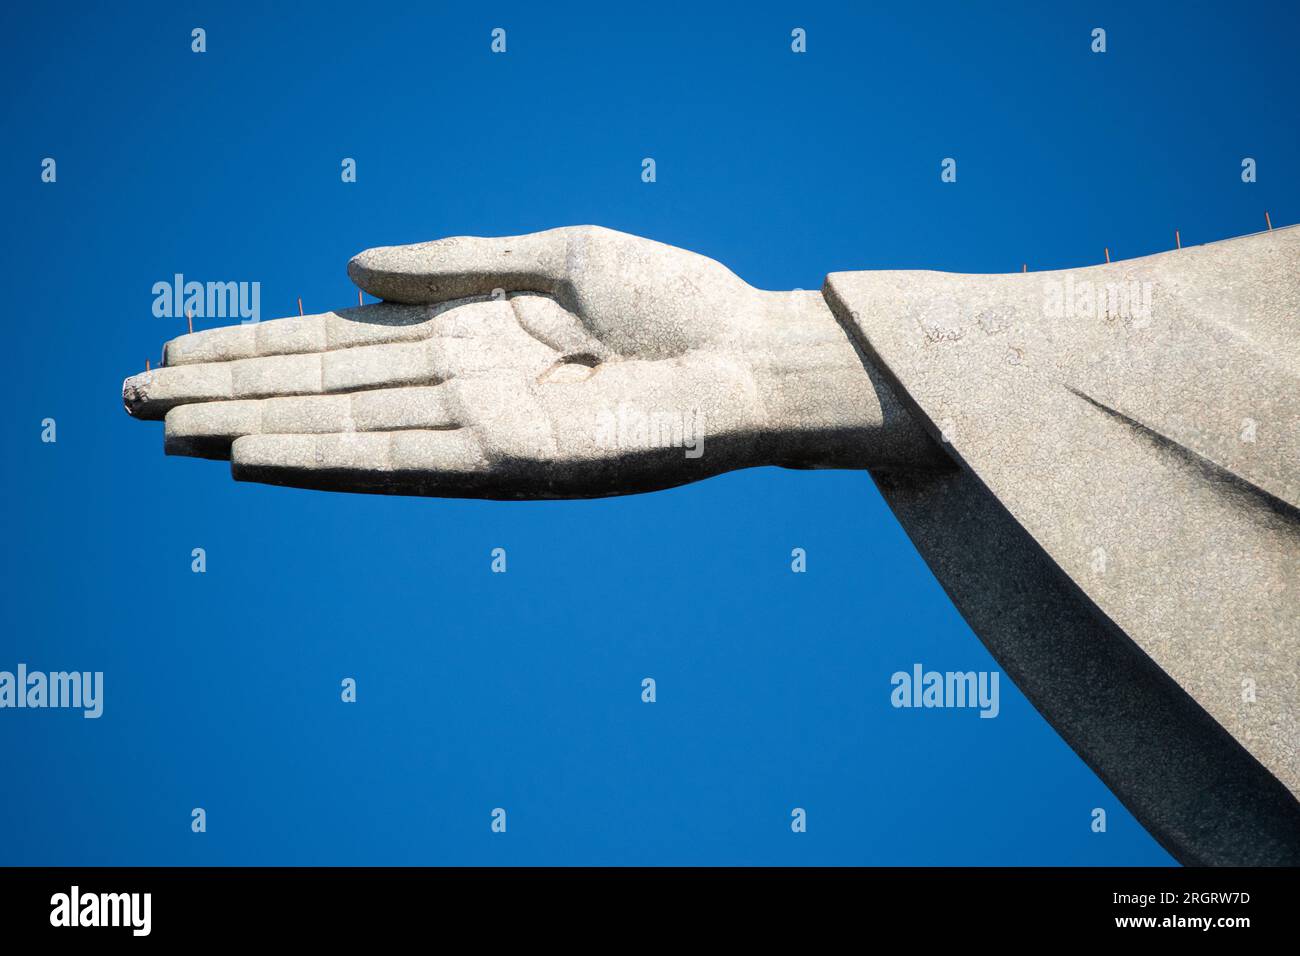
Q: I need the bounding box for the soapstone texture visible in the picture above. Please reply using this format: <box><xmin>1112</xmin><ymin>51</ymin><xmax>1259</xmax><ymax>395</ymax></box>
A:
<box><xmin>123</xmin><ymin>225</ymin><xmax>1300</xmax><ymax>864</ymax></box>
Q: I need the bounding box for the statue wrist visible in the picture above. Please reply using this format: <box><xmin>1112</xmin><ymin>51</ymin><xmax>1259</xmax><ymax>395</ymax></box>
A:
<box><xmin>747</xmin><ymin>289</ymin><xmax>944</xmax><ymax>471</ymax></box>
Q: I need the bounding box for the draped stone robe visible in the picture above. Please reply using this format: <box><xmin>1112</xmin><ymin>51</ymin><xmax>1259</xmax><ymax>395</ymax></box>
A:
<box><xmin>824</xmin><ymin>226</ymin><xmax>1300</xmax><ymax>865</ymax></box>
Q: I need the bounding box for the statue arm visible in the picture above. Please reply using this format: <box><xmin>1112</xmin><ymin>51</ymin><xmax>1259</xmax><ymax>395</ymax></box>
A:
<box><xmin>123</xmin><ymin>227</ymin><xmax>947</xmax><ymax>498</ymax></box>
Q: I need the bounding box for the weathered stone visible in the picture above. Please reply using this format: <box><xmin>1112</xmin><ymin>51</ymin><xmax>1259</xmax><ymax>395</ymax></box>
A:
<box><xmin>123</xmin><ymin>224</ymin><xmax>1300</xmax><ymax>864</ymax></box>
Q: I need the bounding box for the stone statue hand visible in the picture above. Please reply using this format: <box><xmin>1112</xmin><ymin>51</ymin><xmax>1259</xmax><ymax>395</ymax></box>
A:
<box><xmin>123</xmin><ymin>226</ymin><xmax>932</xmax><ymax>498</ymax></box>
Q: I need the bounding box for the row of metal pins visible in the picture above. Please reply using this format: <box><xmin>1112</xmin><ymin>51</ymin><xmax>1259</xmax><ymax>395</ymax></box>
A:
<box><xmin>149</xmin><ymin>213</ymin><xmax>1280</xmax><ymax>366</ymax></box>
<box><xmin>1021</xmin><ymin>211</ymin><xmax>1274</xmax><ymax>272</ymax></box>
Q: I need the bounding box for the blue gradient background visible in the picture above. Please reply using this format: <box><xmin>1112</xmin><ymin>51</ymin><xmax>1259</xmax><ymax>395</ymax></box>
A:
<box><xmin>2</xmin><ymin>1</ymin><xmax>1295</xmax><ymax>865</ymax></box>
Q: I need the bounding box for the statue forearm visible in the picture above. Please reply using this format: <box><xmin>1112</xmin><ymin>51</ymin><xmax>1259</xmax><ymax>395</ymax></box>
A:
<box><xmin>743</xmin><ymin>289</ymin><xmax>948</xmax><ymax>473</ymax></box>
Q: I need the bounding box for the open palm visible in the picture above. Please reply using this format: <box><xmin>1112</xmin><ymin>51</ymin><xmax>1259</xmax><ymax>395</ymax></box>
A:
<box><xmin>122</xmin><ymin>226</ymin><xmax>869</xmax><ymax>498</ymax></box>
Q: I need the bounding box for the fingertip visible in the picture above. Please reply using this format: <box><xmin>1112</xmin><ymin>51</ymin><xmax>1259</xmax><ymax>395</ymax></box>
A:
<box><xmin>122</xmin><ymin>371</ymin><xmax>161</xmax><ymax>420</ymax></box>
<box><xmin>347</xmin><ymin>246</ymin><xmax>394</xmax><ymax>296</ymax></box>
<box><xmin>346</xmin><ymin>248</ymin><xmax>374</xmax><ymax>283</ymax></box>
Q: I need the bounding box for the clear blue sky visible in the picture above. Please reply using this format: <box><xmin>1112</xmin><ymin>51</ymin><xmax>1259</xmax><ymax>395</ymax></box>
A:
<box><xmin>2</xmin><ymin>1</ymin><xmax>1295</xmax><ymax>864</ymax></box>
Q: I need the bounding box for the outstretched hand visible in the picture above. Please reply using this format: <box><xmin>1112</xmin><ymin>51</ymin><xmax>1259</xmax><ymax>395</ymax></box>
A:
<box><xmin>123</xmin><ymin>226</ymin><xmax>928</xmax><ymax>498</ymax></box>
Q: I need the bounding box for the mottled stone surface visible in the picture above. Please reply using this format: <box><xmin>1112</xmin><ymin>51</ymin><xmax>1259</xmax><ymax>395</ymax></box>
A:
<box><xmin>827</xmin><ymin>226</ymin><xmax>1300</xmax><ymax>864</ymax></box>
<box><xmin>124</xmin><ymin>225</ymin><xmax>1299</xmax><ymax>864</ymax></box>
<box><xmin>124</xmin><ymin>227</ymin><xmax>941</xmax><ymax>498</ymax></box>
